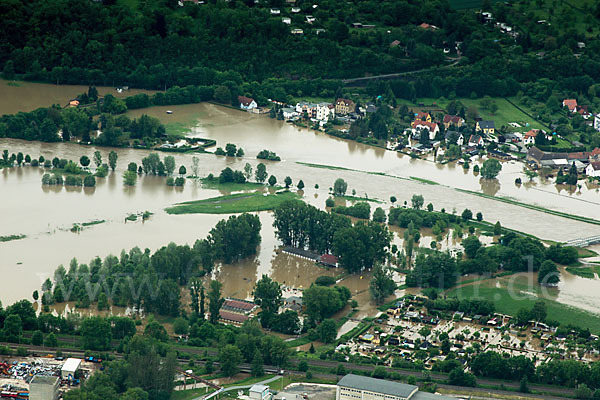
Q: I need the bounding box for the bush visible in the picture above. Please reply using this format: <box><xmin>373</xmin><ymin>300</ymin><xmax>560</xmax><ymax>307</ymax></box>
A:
<box><xmin>257</xmin><ymin>149</ymin><xmax>281</xmax><ymax>161</ymax></box>
<box><xmin>65</xmin><ymin>175</ymin><xmax>83</xmax><ymax>186</ymax></box>
<box><xmin>332</xmin><ymin>202</ymin><xmax>370</xmax><ymax>219</ymax></box>
<box><xmin>325</xmin><ymin>197</ymin><xmax>335</xmax><ymax>207</ymax></box>
<box><xmin>175</xmin><ymin>177</ymin><xmax>185</xmax><ymax>186</ymax></box>
<box><xmin>166</xmin><ymin>177</ymin><xmax>175</xmax><ymax>186</ymax></box>
<box><xmin>315</xmin><ymin>276</ymin><xmax>336</xmax><ymax>286</ymax></box>
<box><xmin>83</xmin><ymin>175</ymin><xmax>96</xmax><ymax>187</ymax></box>
<box><xmin>31</xmin><ymin>159</ymin><xmax>39</xmax><ymax>167</ymax></box>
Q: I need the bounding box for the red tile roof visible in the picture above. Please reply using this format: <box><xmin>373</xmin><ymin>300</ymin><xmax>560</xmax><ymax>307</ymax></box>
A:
<box><xmin>411</xmin><ymin>120</ymin><xmax>438</xmax><ymax>131</ymax></box>
<box><xmin>524</xmin><ymin>129</ymin><xmax>539</xmax><ymax>138</ymax></box>
<box><xmin>320</xmin><ymin>254</ymin><xmax>339</xmax><ymax>265</ymax></box>
<box><xmin>238</xmin><ymin>95</ymin><xmax>255</xmax><ymax>107</ymax></box>
<box><xmin>222</xmin><ymin>299</ymin><xmax>255</xmax><ymax>311</ymax></box>
<box><xmin>443</xmin><ymin>115</ymin><xmax>463</xmax><ymax>124</ymax></box>
<box><xmin>563</xmin><ymin>99</ymin><xmax>577</xmax><ymax>111</ymax></box>
<box><xmin>219</xmin><ymin>311</ymin><xmax>249</xmax><ymax>324</ymax></box>
<box><xmin>416</xmin><ymin>111</ymin><xmax>430</xmax><ymax>120</ymax></box>
<box><xmin>589</xmin><ymin>161</ymin><xmax>600</xmax><ymax>171</ymax></box>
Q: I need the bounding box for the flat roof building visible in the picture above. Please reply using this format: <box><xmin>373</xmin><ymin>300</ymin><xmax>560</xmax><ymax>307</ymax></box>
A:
<box><xmin>61</xmin><ymin>358</ymin><xmax>82</xmax><ymax>379</ymax></box>
<box><xmin>30</xmin><ymin>375</ymin><xmax>60</xmax><ymax>400</ymax></box>
<box><xmin>337</xmin><ymin>374</ymin><xmax>455</xmax><ymax>400</ymax></box>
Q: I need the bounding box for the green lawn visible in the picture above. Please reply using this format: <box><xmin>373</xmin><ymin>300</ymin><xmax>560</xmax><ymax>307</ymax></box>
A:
<box><xmin>566</xmin><ymin>266</ymin><xmax>596</xmax><ymax>279</ymax></box>
<box><xmin>166</xmin><ymin>191</ymin><xmax>299</xmax><ymax>214</ymax></box>
<box><xmin>399</xmin><ymin>97</ymin><xmax>548</xmax><ymax>131</ymax></box>
<box><xmin>448</xmin><ymin>0</ymin><xmax>504</xmax><ymax>9</ymax></box>
<box><xmin>446</xmin><ymin>276</ymin><xmax>600</xmax><ymax>333</ymax></box>
<box><xmin>199</xmin><ymin>178</ymin><xmax>265</xmax><ymax>192</ymax></box>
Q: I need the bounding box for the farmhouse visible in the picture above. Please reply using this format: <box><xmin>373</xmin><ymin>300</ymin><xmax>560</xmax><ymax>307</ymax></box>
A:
<box><xmin>238</xmin><ymin>95</ymin><xmax>257</xmax><ymax>110</ymax></box>
<box><xmin>586</xmin><ymin>162</ymin><xmax>600</xmax><ymax>177</ymax></box>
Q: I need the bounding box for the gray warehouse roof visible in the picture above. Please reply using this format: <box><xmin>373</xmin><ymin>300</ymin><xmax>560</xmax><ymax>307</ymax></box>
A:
<box><xmin>412</xmin><ymin>391</ymin><xmax>455</xmax><ymax>400</ymax></box>
<box><xmin>31</xmin><ymin>375</ymin><xmax>59</xmax><ymax>385</ymax></box>
<box><xmin>337</xmin><ymin>374</ymin><xmax>418</xmax><ymax>398</ymax></box>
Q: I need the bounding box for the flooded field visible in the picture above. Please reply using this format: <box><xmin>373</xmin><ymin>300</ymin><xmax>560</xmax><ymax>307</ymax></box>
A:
<box><xmin>1</xmin><ymin>90</ymin><xmax>600</xmax><ymax>315</ymax></box>
<box><xmin>0</xmin><ymin>79</ymin><xmax>155</xmax><ymax>115</ymax></box>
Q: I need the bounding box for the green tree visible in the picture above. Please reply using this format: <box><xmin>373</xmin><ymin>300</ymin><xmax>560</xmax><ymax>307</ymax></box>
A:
<box><xmin>44</xmin><ymin>333</ymin><xmax>58</xmax><ymax>347</ymax></box>
<box><xmin>225</xmin><ymin>143</ymin><xmax>237</xmax><ymax>157</ymax></box>
<box><xmin>3</xmin><ymin>314</ymin><xmax>22</xmax><ymax>338</ymax></box>
<box><xmin>462</xmin><ymin>236</ymin><xmax>482</xmax><ymax>259</ymax></box>
<box><xmin>253</xmin><ymin>275</ymin><xmax>282</xmax><ymax>321</ymax></box>
<box><xmin>297</xmin><ymin>180</ymin><xmax>305</xmax><ymax>190</ymax></box>
<box><xmin>493</xmin><ymin>221</ymin><xmax>502</xmax><ymax>235</ymax></box>
<box><xmin>480</xmin><ymin>159</ymin><xmax>502</xmax><ymax>179</ymax></box>
<box><xmin>333</xmin><ymin>178</ymin><xmax>348</xmax><ymax>196</ymax></box>
<box><xmin>255</xmin><ymin>163</ymin><xmax>267</xmax><ymax>183</ymax></box>
<box><xmin>215</xmin><ymin>86</ymin><xmax>232</xmax><ymax>104</ymax></box>
<box><xmin>31</xmin><ymin>330</ymin><xmax>44</xmax><ymax>346</ymax></box>
<box><xmin>164</xmin><ymin>156</ymin><xmax>176</xmax><ymax>175</ymax></box>
<box><xmin>369</xmin><ymin>264</ymin><xmax>396</xmax><ymax>305</ymax></box>
<box><xmin>251</xmin><ymin>351</ymin><xmax>265</xmax><ymax>377</ymax></box>
<box><xmin>123</xmin><ymin>171</ymin><xmax>137</xmax><ymax>186</ymax></box>
<box><xmin>220</xmin><ymin>344</ymin><xmax>243</xmax><ymax>376</ymax></box>
<box><xmin>317</xmin><ymin>319</ymin><xmax>337</xmax><ymax>343</ymax></box>
<box><xmin>93</xmin><ymin>151</ymin><xmax>102</xmax><ymax>168</ymax></box>
<box><xmin>461</xmin><ymin>208</ymin><xmax>473</xmax><ymax>220</ymax></box>
<box><xmin>108</xmin><ymin>151</ymin><xmax>118</xmax><ymax>171</ymax></box>
<box><xmin>208</xmin><ymin>280</ymin><xmax>224</xmax><ymax>324</ymax></box>
<box><xmin>530</xmin><ymin>300</ymin><xmax>547</xmax><ymax>322</ymax></box>
<box><xmin>284</xmin><ymin>176</ymin><xmax>292</xmax><ymax>188</ymax></box>
<box><xmin>80</xmin><ymin>316</ymin><xmax>112</xmax><ymax>350</ymax></box>
<box><xmin>372</xmin><ymin>207</ymin><xmax>386</xmax><ymax>223</ymax></box>
<box><xmin>411</xmin><ymin>194</ymin><xmax>424</xmax><ymax>209</ymax></box>
<box><xmin>268</xmin><ymin>175</ymin><xmax>277</xmax><ymax>186</ymax></box>
<box><xmin>80</xmin><ymin>155</ymin><xmax>90</xmax><ymax>167</ymax></box>
<box><xmin>538</xmin><ymin>260</ymin><xmax>560</xmax><ymax>285</ymax></box>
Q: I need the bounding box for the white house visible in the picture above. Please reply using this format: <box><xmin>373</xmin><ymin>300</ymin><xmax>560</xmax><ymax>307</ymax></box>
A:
<box><xmin>410</xmin><ymin>121</ymin><xmax>439</xmax><ymax>140</ymax></box>
<box><xmin>238</xmin><ymin>95</ymin><xmax>257</xmax><ymax>110</ymax></box>
<box><xmin>586</xmin><ymin>162</ymin><xmax>600</xmax><ymax>177</ymax></box>
<box><xmin>316</xmin><ymin>102</ymin><xmax>335</xmax><ymax>121</ymax></box>
<box><xmin>524</xmin><ymin>129</ymin><xmax>539</xmax><ymax>145</ymax></box>
<box><xmin>281</xmin><ymin>107</ymin><xmax>297</xmax><ymax>119</ymax></box>
<box><xmin>468</xmin><ymin>134</ymin><xmax>484</xmax><ymax>147</ymax></box>
<box><xmin>594</xmin><ymin>114</ymin><xmax>600</xmax><ymax>132</ymax></box>
<box><xmin>270</xmin><ymin>8</ymin><xmax>280</xmax><ymax>15</ymax></box>
<box><xmin>281</xmin><ymin>17</ymin><xmax>291</xmax><ymax>24</ymax></box>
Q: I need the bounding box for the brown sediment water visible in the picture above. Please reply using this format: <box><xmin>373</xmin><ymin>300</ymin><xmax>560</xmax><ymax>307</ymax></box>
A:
<box><xmin>1</xmin><ymin>100</ymin><xmax>600</xmax><ymax>310</ymax></box>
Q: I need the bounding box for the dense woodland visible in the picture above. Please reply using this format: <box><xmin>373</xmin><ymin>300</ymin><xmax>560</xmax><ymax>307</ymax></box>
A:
<box><xmin>2</xmin><ymin>0</ymin><xmax>600</xmax><ymax>104</ymax></box>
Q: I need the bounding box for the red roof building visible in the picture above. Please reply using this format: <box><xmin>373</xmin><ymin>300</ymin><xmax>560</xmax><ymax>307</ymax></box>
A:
<box><xmin>319</xmin><ymin>254</ymin><xmax>339</xmax><ymax>267</ymax></box>
<box><xmin>563</xmin><ymin>99</ymin><xmax>578</xmax><ymax>112</ymax></box>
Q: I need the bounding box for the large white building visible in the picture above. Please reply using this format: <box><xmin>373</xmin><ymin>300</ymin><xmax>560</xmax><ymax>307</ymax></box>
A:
<box><xmin>30</xmin><ymin>375</ymin><xmax>60</xmax><ymax>400</ymax></box>
<box><xmin>295</xmin><ymin>101</ymin><xmax>335</xmax><ymax>122</ymax></box>
<box><xmin>337</xmin><ymin>374</ymin><xmax>455</xmax><ymax>400</ymax></box>
<box><xmin>61</xmin><ymin>358</ymin><xmax>82</xmax><ymax>379</ymax></box>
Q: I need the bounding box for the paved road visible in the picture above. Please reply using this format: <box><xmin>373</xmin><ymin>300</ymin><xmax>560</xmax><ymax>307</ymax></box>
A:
<box><xmin>196</xmin><ymin>375</ymin><xmax>282</xmax><ymax>400</ymax></box>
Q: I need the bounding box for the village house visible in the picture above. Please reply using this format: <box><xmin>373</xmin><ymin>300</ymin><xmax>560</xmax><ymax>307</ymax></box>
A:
<box><xmin>290</xmin><ymin>28</ymin><xmax>303</xmax><ymax>35</ymax></box>
<box><xmin>219</xmin><ymin>298</ymin><xmax>257</xmax><ymax>325</ymax></box>
<box><xmin>442</xmin><ymin>114</ymin><xmax>464</xmax><ymax>129</ymax></box>
<box><xmin>475</xmin><ymin>120</ymin><xmax>495</xmax><ymax>135</ymax></box>
<box><xmin>594</xmin><ymin>114</ymin><xmax>600</xmax><ymax>132</ymax></box>
<box><xmin>335</xmin><ymin>98</ymin><xmax>356</xmax><ymax>115</ymax></box>
<box><xmin>445</xmin><ymin>130</ymin><xmax>464</xmax><ymax>145</ymax></box>
<box><xmin>576</xmin><ymin>105</ymin><xmax>591</xmax><ymax>119</ymax></box>
<box><xmin>524</xmin><ymin>129</ymin><xmax>539</xmax><ymax>146</ymax></box>
<box><xmin>281</xmin><ymin>17</ymin><xmax>291</xmax><ymax>24</ymax></box>
<box><xmin>527</xmin><ymin>146</ymin><xmax>596</xmax><ymax>169</ymax></box>
<box><xmin>468</xmin><ymin>134</ymin><xmax>484</xmax><ymax>147</ymax></box>
<box><xmin>586</xmin><ymin>162</ymin><xmax>600</xmax><ymax>177</ymax></box>
<box><xmin>390</xmin><ymin>40</ymin><xmax>401</xmax><ymax>48</ymax></box>
<box><xmin>410</xmin><ymin>120</ymin><xmax>439</xmax><ymax>140</ymax></box>
<box><xmin>270</xmin><ymin>8</ymin><xmax>280</xmax><ymax>15</ymax></box>
<box><xmin>563</xmin><ymin>99</ymin><xmax>578</xmax><ymax>113</ymax></box>
<box><xmin>415</xmin><ymin>111</ymin><xmax>431</xmax><ymax>122</ymax></box>
<box><xmin>281</xmin><ymin>107</ymin><xmax>297</xmax><ymax>120</ymax></box>
<box><xmin>238</xmin><ymin>95</ymin><xmax>257</xmax><ymax>111</ymax></box>
<box><xmin>295</xmin><ymin>102</ymin><xmax>334</xmax><ymax>122</ymax></box>
<box><xmin>291</xmin><ymin>7</ymin><xmax>300</xmax><ymax>13</ymax></box>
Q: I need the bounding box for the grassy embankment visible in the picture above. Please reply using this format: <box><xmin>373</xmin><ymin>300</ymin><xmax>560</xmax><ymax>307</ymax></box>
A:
<box><xmin>166</xmin><ymin>191</ymin><xmax>299</xmax><ymax>214</ymax></box>
<box><xmin>456</xmin><ymin>188</ymin><xmax>600</xmax><ymax>226</ymax></box>
<box><xmin>0</xmin><ymin>234</ymin><xmax>26</xmax><ymax>242</ymax></box>
<box><xmin>446</xmin><ymin>274</ymin><xmax>600</xmax><ymax>333</ymax></box>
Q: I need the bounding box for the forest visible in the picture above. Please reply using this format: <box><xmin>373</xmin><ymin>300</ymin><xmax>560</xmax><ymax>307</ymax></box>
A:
<box><xmin>2</xmin><ymin>0</ymin><xmax>600</xmax><ymax>104</ymax></box>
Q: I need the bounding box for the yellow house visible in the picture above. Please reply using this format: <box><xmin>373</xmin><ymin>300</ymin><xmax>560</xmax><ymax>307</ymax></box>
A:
<box><xmin>335</xmin><ymin>98</ymin><xmax>355</xmax><ymax>115</ymax></box>
<box><xmin>476</xmin><ymin>120</ymin><xmax>495</xmax><ymax>135</ymax></box>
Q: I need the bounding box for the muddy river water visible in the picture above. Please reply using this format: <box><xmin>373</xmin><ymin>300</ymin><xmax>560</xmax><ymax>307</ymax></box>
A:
<box><xmin>2</xmin><ymin>83</ymin><xmax>600</xmax><ymax>316</ymax></box>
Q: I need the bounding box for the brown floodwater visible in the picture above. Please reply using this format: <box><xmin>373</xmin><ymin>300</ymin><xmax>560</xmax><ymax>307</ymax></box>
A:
<box><xmin>1</xmin><ymin>99</ymin><xmax>600</xmax><ymax>313</ymax></box>
<box><xmin>0</xmin><ymin>79</ymin><xmax>155</xmax><ymax>115</ymax></box>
